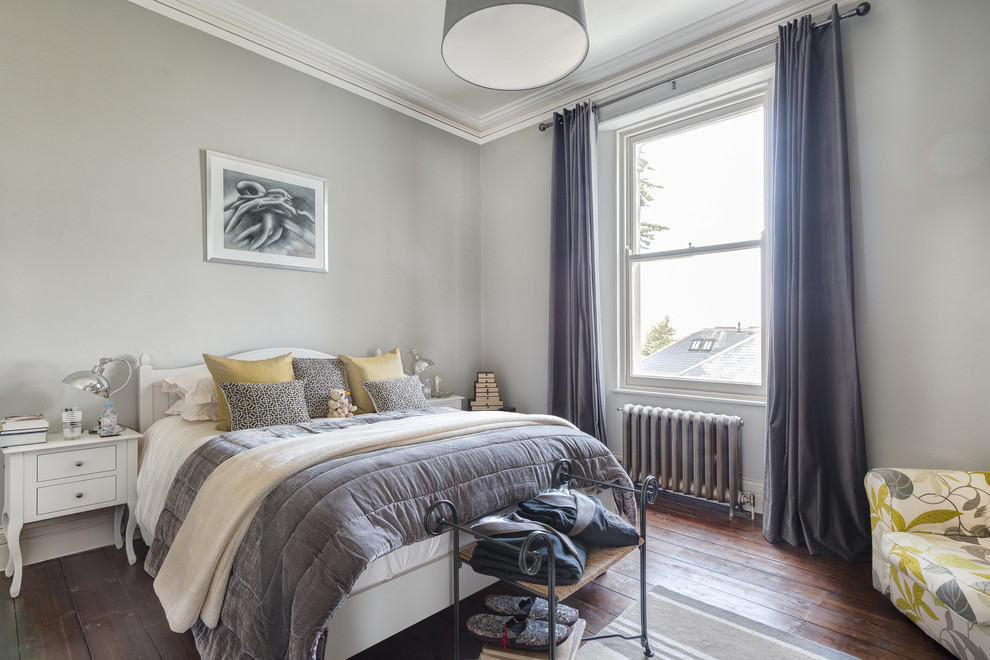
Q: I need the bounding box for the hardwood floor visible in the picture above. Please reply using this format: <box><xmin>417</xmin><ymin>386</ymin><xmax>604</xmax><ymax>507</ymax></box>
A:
<box><xmin>1</xmin><ymin>493</ymin><xmax>952</xmax><ymax>659</ymax></box>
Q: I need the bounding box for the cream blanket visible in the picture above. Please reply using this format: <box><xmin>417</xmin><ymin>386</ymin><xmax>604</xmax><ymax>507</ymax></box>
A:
<box><xmin>153</xmin><ymin>410</ymin><xmax>574</xmax><ymax>632</ymax></box>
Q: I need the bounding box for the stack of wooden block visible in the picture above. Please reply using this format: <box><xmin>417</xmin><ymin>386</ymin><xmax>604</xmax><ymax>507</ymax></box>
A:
<box><xmin>470</xmin><ymin>371</ymin><xmax>504</xmax><ymax>411</ymax></box>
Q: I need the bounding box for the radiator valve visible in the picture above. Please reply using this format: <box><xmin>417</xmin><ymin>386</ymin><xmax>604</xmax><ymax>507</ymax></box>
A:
<box><xmin>740</xmin><ymin>492</ymin><xmax>757</xmax><ymax>519</ymax></box>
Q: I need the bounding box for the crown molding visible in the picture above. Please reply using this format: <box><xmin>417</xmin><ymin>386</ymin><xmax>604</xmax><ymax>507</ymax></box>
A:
<box><xmin>128</xmin><ymin>0</ymin><xmax>854</xmax><ymax>145</ymax></box>
<box><xmin>474</xmin><ymin>0</ymin><xmax>849</xmax><ymax>143</ymax></box>
<box><xmin>128</xmin><ymin>0</ymin><xmax>486</xmax><ymax>140</ymax></box>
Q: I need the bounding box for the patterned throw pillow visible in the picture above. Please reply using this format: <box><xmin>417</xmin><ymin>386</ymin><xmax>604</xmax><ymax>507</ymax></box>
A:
<box><xmin>338</xmin><ymin>348</ymin><xmax>405</xmax><ymax>415</ymax></box>
<box><xmin>292</xmin><ymin>358</ymin><xmax>348</xmax><ymax>418</ymax></box>
<box><xmin>204</xmin><ymin>352</ymin><xmax>294</xmax><ymax>431</ymax></box>
<box><xmin>217</xmin><ymin>380</ymin><xmax>311</xmax><ymax>431</ymax></box>
<box><xmin>362</xmin><ymin>376</ymin><xmax>430</xmax><ymax>413</ymax></box>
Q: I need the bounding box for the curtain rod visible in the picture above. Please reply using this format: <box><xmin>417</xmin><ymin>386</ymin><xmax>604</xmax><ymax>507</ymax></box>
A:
<box><xmin>538</xmin><ymin>2</ymin><xmax>871</xmax><ymax>131</ymax></box>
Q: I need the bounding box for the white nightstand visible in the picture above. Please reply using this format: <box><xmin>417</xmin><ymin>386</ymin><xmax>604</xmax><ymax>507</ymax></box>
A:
<box><xmin>427</xmin><ymin>395</ymin><xmax>465</xmax><ymax>410</ymax></box>
<box><xmin>1</xmin><ymin>427</ymin><xmax>140</xmax><ymax>597</ymax></box>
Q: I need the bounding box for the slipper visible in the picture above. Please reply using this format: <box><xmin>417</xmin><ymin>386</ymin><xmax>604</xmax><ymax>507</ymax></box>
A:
<box><xmin>466</xmin><ymin>613</ymin><xmax>570</xmax><ymax>650</ymax></box>
<box><xmin>484</xmin><ymin>595</ymin><xmax>579</xmax><ymax>626</ymax></box>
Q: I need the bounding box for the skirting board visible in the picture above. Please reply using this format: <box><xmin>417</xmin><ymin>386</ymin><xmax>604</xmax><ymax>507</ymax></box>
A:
<box><xmin>741</xmin><ymin>477</ymin><xmax>764</xmax><ymax>515</ymax></box>
<box><xmin>642</xmin><ymin>476</ymin><xmax>764</xmax><ymax>517</ymax></box>
<box><xmin>0</xmin><ymin>509</ymin><xmax>119</xmax><ymax>570</ymax></box>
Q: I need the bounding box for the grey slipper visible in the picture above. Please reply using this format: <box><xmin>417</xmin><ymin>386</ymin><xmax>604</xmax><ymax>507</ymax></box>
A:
<box><xmin>483</xmin><ymin>595</ymin><xmax>579</xmax><ymax>626</ymax></box>
<box><xmin>466</xmin><ymin>613</ymin><xmax>570</xmax><ymax>650</ymax></box>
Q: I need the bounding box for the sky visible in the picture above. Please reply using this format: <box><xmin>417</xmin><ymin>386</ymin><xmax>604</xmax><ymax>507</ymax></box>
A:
<box><xmin>634</xmin><ymin>107</ymin><xmax>765</xmax><ymax>351</ymax></box>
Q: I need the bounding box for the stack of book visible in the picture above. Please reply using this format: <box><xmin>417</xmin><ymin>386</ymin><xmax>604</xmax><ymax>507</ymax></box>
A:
<box><xmin>1</xmin><ymin>414</ymin><xmax>49</xmax><ymax>447</ymax></box>
<box><xmin>470</xmin><ymin>371</ymin><xmax>504</xmax><ymax>411</ymax></box>
<box><xmin>478</xmin><ymin>618</ymin><xmax>585</xmax><ymax>660</ymax></box>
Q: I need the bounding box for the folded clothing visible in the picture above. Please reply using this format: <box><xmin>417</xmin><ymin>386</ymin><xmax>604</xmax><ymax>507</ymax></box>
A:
<box><xmin>517</xmin><ymin>489</ymin><xmax>640</xmax><ymax>547</ymax></box>
<box><xmin>469</xmin><ymin>513</ymin><xmax>587</xmax><ymax>585</ymax></box>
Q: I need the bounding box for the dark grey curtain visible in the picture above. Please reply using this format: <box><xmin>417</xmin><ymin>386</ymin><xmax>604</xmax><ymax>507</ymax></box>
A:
<box><xmin>763</xmin><ymin>6</ymin><xmax>870</xmax><ymax>562</ymax></box>
<box><xmin>549</xmin><ymin>102</ymin><xmax>608</xmax><ymax>443</ymax></box>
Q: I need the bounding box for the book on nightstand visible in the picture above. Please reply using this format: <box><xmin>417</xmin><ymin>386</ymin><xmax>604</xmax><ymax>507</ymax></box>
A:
<box><xmin>1</xmin><ymin>414</ymin><xmax>49</xmax><ymax>447</ymax></box>
<box><xmin>1</xmin><ymin>414</ymin><xmax>49</xmax><ymax>432</ymax></box>
<box><xmin>0</xmin><ymin>428</ymin><xmax>48</xmax><ymax>448</ymax></box>
<box><xmin>478</xmin><ymin>618</ymin><xmax>585</xmax><ymax>660</ymax></box>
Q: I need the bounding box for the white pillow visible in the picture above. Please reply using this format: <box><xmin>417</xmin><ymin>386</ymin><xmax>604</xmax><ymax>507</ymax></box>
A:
<box><xmin>164</xmin><ymin>398</ymin><xmax>220</xmax><ymax>422</ymax></box>
<box><xmin>161</xmin><ymin>372</ymin><xmax>217</xmax><ymax>405</ymax></box>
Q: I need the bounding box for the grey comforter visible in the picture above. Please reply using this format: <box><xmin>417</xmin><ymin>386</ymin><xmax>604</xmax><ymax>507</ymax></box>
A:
<box><xmin>145</xmin><ymin>408</ymin><xmax>633</xmax><ymax>659</ymax></box>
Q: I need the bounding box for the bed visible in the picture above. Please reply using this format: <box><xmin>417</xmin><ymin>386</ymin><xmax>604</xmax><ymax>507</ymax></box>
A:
<box><xmin>132</xmin><ymin>348</ymin><xmax>634</xmax><ymax>660</ymax></box>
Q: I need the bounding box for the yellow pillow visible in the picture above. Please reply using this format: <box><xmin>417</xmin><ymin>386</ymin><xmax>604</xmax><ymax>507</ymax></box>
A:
<box><xmin>203</xmin><ymin>352</ymin><xmax>294</xmax><ymax>431</ymax></box>
<box><xmin>338</xmin><ymin>347</ymin><xmax>405</xmax><ymax>414</ymax></box>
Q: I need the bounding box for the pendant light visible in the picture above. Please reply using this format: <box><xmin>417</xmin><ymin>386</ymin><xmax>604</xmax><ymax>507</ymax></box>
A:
<box><xmin>442</xmin><ymin>0</ymin><xmax>589</xmax><ymax>91</ymax></box>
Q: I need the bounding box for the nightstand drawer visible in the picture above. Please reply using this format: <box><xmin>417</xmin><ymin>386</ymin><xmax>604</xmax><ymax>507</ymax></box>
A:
<box><xmin>36</xmin><ymin>475</ymin><xmax>118</xmax><ymax>516</ymax></box>
<box><xmin>36</xmin><ymin>445</ymin><xmax>117</xmax><ymax>482</ymax></box>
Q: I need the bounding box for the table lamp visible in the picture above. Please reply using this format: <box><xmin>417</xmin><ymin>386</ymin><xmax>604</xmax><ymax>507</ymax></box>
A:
<box><xmin>63</xmin><ymin>357</ymin><xmax>132</xmax><ymax>431</ymax></box>
<box><xmin>408</xmin><ymin>349</ymin><xmax>435</xmax><ymax>377</ymax></box>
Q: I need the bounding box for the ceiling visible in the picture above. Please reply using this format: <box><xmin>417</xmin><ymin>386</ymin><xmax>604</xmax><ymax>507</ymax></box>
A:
<box><xmin>128</xmin><ymin>0</ymin><xmax>827</xmax><ymax>142</ymax></box>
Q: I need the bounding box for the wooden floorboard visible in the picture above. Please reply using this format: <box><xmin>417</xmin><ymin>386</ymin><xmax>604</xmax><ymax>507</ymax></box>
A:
<box><xmin>0</xmin><ymin>581</ymin><xmax>17</xmax><ymax>660</ymax></box>
<box><xmin>59</xmin><ymin>548</ymin><xmax>160</xmax><ymax>659</ymax></box>
<box><xmin>2</xmin><ymin>492</ymin><xmax>955</xmax><ymax>659</ymax></box>
<box><xmin>11</xmin><ymin>560</ymin><xmax>91</xmax><ymax>660</ymax></box>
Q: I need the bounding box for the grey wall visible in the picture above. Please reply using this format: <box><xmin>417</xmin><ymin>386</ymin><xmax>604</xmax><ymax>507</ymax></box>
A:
<box><xmin>479</xmin><ymin>127</ymin><xmax>555</xmax><ymax>413</ymax></box>
<box><xmin>480</xmin><ymin>0</ymin><xmax>990</xmax><ymax>492</ymax></box>
<box><xmin>0</xmin><ymin>0</ymin><xmax>482</xmax><ymax>513</ymax></box>
<box><xmin>845</xmin><ymin>0</ymin><xmax>990</xmax><ymax>470</ymax></box>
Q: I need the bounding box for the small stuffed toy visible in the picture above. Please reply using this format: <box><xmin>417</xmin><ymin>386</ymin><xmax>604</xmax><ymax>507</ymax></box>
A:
<box><xmin>328</xmin><ymin>389</ymin><xmax>357</xmax><ymax>418</ymax></box>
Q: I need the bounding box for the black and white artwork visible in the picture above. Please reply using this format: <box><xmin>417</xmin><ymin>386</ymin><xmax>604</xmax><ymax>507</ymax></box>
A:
<box><xmin>205</xmin><ymin>151</ymin><xmax>328</xmax><ymax>272</ymax></box>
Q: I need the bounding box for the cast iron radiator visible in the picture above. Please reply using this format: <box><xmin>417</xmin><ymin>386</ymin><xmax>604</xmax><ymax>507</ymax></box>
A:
<box><xmin>621</xmin><ymin>404</ymin><xmax>744</xmax><ymax>518</ymax></box>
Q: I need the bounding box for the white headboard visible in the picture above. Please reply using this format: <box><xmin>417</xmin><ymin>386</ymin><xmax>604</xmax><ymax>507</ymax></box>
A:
<box><xmin>137</xmin><ymin>348</ymin><xmax>334</xmax><ymax>432</ymax></box>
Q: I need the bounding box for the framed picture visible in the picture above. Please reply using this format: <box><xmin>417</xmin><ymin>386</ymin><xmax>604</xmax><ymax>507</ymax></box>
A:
<box><xmin>205</xmin><ymin>150</ymin><xmax>328</xmax><ymax>272</ymax></box>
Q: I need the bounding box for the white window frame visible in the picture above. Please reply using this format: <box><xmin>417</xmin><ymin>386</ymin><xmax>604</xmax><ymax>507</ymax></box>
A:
<box><xmin>617</xmin><ymin>76</ymin><xmax>773</xmax><ymax>401</ymax></box>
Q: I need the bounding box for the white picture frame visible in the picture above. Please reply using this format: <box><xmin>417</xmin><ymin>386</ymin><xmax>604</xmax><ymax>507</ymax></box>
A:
<box><xmin>205</xmin><ymin>150</ymin><xmax>328</xmax><ymax>272</ymax></box>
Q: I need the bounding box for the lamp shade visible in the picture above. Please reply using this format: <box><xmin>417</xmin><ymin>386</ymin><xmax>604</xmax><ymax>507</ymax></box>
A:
<box><xmin>442</xmin><ymin>0</ymin><xmax>589</xmax><ymax>90</ymax></box>
<box><xmin>408</xmin><ymin>349</ymin><xmax>435</xmax><ymax>376</ymax></box>
<box><xmin>62</xmin><ymin>370</ymin><xmax>111</xmax><ymax>397</ymax></box>
<box><xmin>62</xmin><ymin>357</ymin><xmax>132</xmax><ymax>401</ymax></box>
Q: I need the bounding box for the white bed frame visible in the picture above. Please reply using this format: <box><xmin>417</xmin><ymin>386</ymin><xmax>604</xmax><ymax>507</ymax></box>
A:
<box><xmin>136</xmin><ymin>348</ymin><xmax>496</xmax><ymax>660</ymax></box>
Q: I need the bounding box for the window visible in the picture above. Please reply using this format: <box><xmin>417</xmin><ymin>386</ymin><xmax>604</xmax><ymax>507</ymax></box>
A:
<box><xmin>618</xmin><ymin>86</ymin><xmax>769</xmax><ymax>398</ymax></box>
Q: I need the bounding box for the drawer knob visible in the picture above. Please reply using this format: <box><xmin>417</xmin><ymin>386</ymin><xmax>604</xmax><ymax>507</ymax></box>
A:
<box><xmin>75</xmin><ymin>460</ymin><xmax>84</xmax><ymax>467</ymax></box>
<box><xmin>75</xmin><ymin>492</ymin><xmax>84</xmax><ymax>499</ymax></box>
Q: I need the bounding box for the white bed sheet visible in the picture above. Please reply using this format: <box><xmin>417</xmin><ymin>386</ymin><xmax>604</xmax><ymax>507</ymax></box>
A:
<box><xmin>135</xmin><ymin>415</ymin><xmax>218</xmax><ymax>538</ymax></box>
<box><xmin>134</xmin><ymin>415</ymin><xmax>477</xmax><ymax>594</ymax></box>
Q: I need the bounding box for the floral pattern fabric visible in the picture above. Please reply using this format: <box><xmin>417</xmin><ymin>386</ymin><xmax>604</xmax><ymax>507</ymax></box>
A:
<box><xmin>867</xmin><ymin>468</ymin><xmax>990</xmax><ymax>660</ymax></box>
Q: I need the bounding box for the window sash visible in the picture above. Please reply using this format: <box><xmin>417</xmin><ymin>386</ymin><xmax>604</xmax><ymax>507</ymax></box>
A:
<box><xmin>618</xmin><ymin>86</ymin><xmax>770</xmax><ymax>400</ymax></box>
<box><xmin>628</xmin><ymin>238</ymin><xmax>762</xmax><ymax>263</ymax></box>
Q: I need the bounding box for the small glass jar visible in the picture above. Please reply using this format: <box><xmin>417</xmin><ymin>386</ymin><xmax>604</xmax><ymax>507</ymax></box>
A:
<box><xmin>62</xmin><ymin>406</ymin><xmax>83</xmax><ymax>440</ymax></box>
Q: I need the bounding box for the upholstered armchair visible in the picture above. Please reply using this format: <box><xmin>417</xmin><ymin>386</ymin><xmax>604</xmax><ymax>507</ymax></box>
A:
<box><xmin>866</xmin><ymin>469</ymin><xmax>990</xmax><ymax>660</ymax></box>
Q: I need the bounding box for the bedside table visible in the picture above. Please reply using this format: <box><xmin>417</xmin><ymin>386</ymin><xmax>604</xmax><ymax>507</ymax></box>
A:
<box><xmin>426</xmin><ymin>395</ymin><xmax>465</xmax><ymax>410</ymax></box>
<box><xmin>1</xmin><ymin>428</ymin><xmax>141</xmax><ymax>597</ymax></box>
